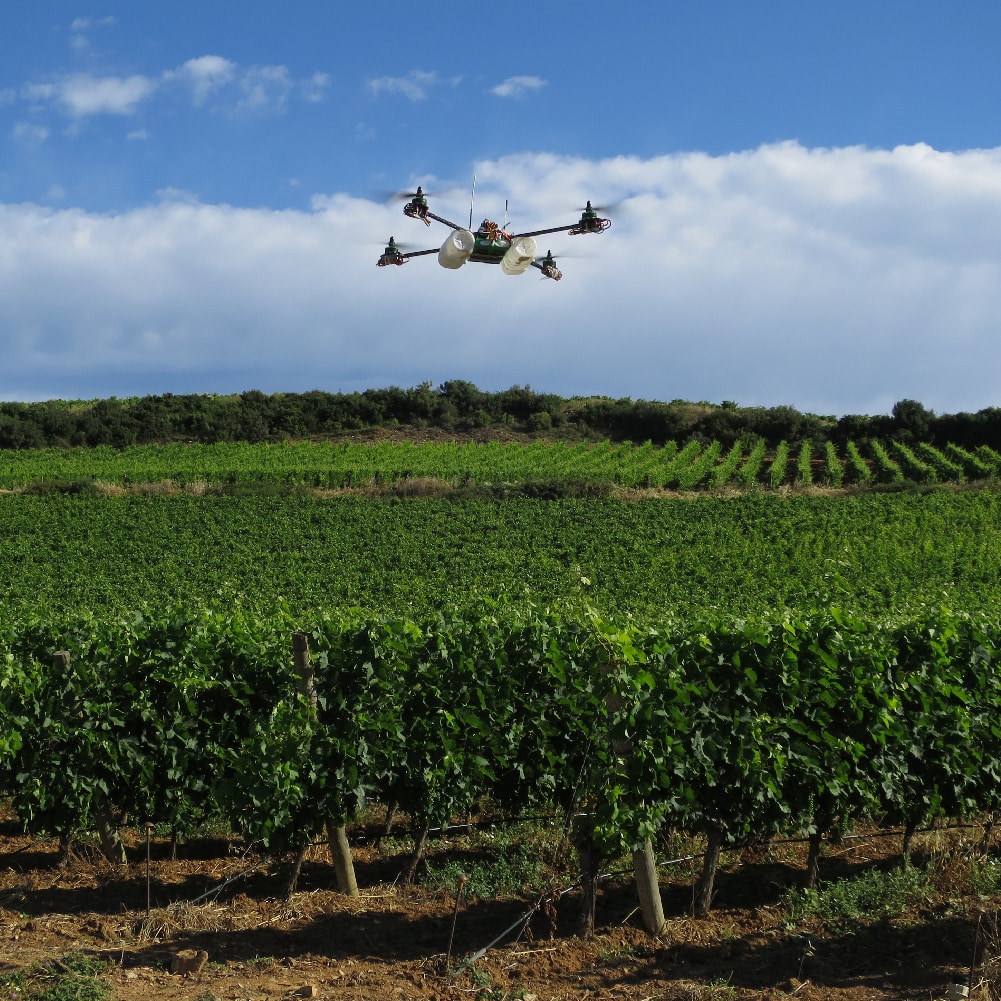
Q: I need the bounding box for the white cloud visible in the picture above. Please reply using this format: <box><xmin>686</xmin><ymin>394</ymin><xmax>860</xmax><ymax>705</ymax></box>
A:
<box><xmin>2</xmin><ymin>143</ymin><xmax>1001</xmax><ymax>415</ymax></box>
<box><xmin>368</xmin><ymin>70</ymin><xmax>438</xmax><ymax>102</ymax></box>
<box><xmin>68</xmin><ymin>16</ymin><xmax>117</xmax><ymax>53</ymax></box>
<box><xmin>490</xmin><ymin>75</ymin><xmax>547</xmax><ymax>99</ymax></box>
<box><xmin>301</xmin><ymin>72</ymin><xmax>330</xmax><ymax>103</ymax></box>
<box><xmin>237</xmin><ymin>65</ymin><xmax>292</xmax><ymax>111</ymax></box>
<box><xmin>69</xmin><ymin>16</ymin><xmax>118</xmax><ymax>31</ymax></box>
<box><xmin>126</xmin><ymin>128</ymin><xmax>149</xmax><ymax>141</ymax></box>
<box><xmin>23</xmin><ymin>73</ymin><xmax>156</xmax><ymax>116</ymax></box>
<box><xmin>11</xmin><ymin>122</ymin><xmax>49</xmax><ymax>147</ymax></box>
<box><xmin>19</xmin><ymin>58</ymin><xmax>323</xmax><ymax>121</ymax></box>
<box><xmin>168</xmin><ymin>55</ymin><xmax>237</xmax><ymax>105</ymax></box>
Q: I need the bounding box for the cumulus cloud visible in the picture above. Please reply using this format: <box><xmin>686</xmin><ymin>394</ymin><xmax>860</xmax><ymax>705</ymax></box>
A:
<box><xmin>68</xmin><ymin>16</ymin><xmax>117</xmax><ymax>53</ymax></box>
<box><xmin>490</xmin><ymin>75</ymin><xmax>547</xmax><ymax>99</ymax></box>
<box><xmin>19</xmin><ymin>57</ymin><xmax>326</xmax><ymax>121</ymax></box>
<box><xmin>367</xmin><ymin>70</ymin><xmax>438</xmax><ymax>102</ymax></box>
<box><xmin>23</xmin><ymin>73</ymin><xmax>156</xmax><ymax>116</ymax></box>
<box><xmin>69</xmin><ymin>16</ymin><xmax>118</xmax><ymax>32</ymax></box>
<box><xmin>2</xmin><ymin>143</ymin><xmax>1001</xmax><ymax>415</ymax></box>
<box><xmin>169</xmin><ymin>55</ymin><xmax>237</xmax><ymax>105</ymax></box>
<box><xmin>301</xmin><ymin>72</ymin><xmax>330</xmax><ymax>103</ymax></box>
<box><xmin>237</xmin><ymin>64</ymin><xmax>292</xmax><ymax>111</ymax></box>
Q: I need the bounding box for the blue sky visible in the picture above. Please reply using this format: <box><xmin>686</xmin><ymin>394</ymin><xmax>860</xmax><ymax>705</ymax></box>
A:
<box><xmin>2</xmin><ymin>2</ymin><xmax>1001</xmax><ymax>416</ymax></box>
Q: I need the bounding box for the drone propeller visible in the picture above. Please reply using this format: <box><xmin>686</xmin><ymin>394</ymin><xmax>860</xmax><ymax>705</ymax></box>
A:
<box><xmin>533</xmin><ymin>248</ymin><xmax>588</xmax><ymax>261</ymax></box>
<box><xmin>372</xmin><ymin>186</ymin><xmax>437</xmax><ymax>203</ymax></box>
<box><xmin>375</xmin><ymin>234</ymin><xmax>439</xmax><ymax>267</ymax></box>
<box><xmin>574</xmin><ymin>199</ymin><xmax>622</xmax><ymax>216</ymax></box>
<box><xmin>370</xmin><ymin>236</ymin><xmax>423</xmax><ymax>252</ymax></box>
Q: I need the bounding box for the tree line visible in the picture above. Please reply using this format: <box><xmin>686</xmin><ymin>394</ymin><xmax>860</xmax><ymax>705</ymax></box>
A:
<box><xmin>1</xmin><ymin>381</ymin><xmax>999</xmax><ymax>451</ymax></box>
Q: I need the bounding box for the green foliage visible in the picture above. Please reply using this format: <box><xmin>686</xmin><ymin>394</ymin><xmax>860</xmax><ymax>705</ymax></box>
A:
<box><xmin>3</xmin><ymin>954</ymin><xmax>111</xmax><ymax>1001</ymax></box>
<box><xmin>5</xmin><ymin>436</ymin><xmax>1001</xmax><ymax>871</ymax></box>
<box><xmin>967</xmin><ymin>858</ymin><xmax>1001</xmax><ymax>896</ymax></box>
<box><xmin>843</xmin><ymin>440</ymin><xmax>873</xmax><ymax>485</ymax></box>
<box><xmin>869</xmin><ymin>440</ymin><xmax>905</xmax><ymax>484</ymax></box>
<box><xmin>824</xmin><ymin>441</ymin><xmax>844</xmax><ymax>487</ymax></box>
<box><xmin>783</xmin><ymin>864</ymin><xmax>931</xmax><ymax>927</ymax></box>
<box><xmin>4</xmin><ymin>490</ymin><xmax>1001</xmax><ymax>620</ymax></box>
<box><xmin>768</xmin><ymin>441</ymin><xmax>790</xmax><ymax>488</ymax></box>
<box><xmin>423</xmin><ymin>841</ymin><xmax>548</xmax><ymax>899</ymax></box>
<box><xmin>796</xmin><ymin>441</ymin><xmax>813</xmax><ymax>487</ymax></box>
<box><xmin>735</xmin><ymin>438</ymin><xmax>767</xmax><ymax>487</ymax></box>
<box><xmin>709</xmin><ymin>441</ymin><xmax>745</xmax><ymax>489</ymax></box>
<box><xmin>4</xmin><ymin>605</ymin><xmax>1001</xmax><ymax>878</ymax></box>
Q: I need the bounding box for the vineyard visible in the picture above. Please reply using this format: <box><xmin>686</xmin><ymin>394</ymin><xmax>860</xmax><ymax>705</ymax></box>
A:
<box><xmin>4</xmin><ymin>604</ymin><xmax>1001</xmax><ymax>893</ymax></box>
<box><xmin>2</xmin><ymin>489</ymin><xmax>1001</xmax><ymax>617</ymax></box>
<box><xmin>2</xmin><ymin>436</ymin><xmax>1001</xmax><ymax>490</ymax></box>
<box><xmin>2</xmin><ymin>432</ymin><xmax>1001</xmax><ymax>999</ymax></box>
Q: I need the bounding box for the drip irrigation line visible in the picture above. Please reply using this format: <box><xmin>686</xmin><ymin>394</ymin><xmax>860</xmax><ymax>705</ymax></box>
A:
<box><xmin>357</xmin><ymin>813</ymin><xmax>564</xmax><ymax>844</ymax></box>
<box><xmin>654</xmin><ymin>818</ymin><xmax>992</xmax><ymax>860</ymax></box>
<box><xmin>181</xmin><ymin>858</ymin><xmax>278</xmax><ymax>907</ymax></box>
<box><xmin>426</xmin><ymin>815</ymin><xmax>559</xmax><ymax>837</ymax></box>
<box><xmin>454</xmin><ymin>869</ymin><xmax>620</xmax><ymax>973</ymax></box>
<box><xmin>171</xmin><ymin>837</ymin><xmax>327</xmax><ymax>908</ymax></box>
<box><xmin>0</xmin><ymin>832</ymin><xmax>57</xmax><ymax>859</ymax></box>
<box><xmin>453</xmin><ymin>816</ymin><xmax>996</xmax><ymax>973</ymax></box>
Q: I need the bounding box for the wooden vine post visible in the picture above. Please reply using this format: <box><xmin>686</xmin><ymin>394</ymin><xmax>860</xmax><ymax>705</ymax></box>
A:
<box><xmin>292</xmin><ymin>632</ymin><xmax>359</xmax><ymax>897</ymax></box>
<box><xmin>601</xmin><ymin>656</ymin><xmax>666</xmax><ymax>937</ymax></box>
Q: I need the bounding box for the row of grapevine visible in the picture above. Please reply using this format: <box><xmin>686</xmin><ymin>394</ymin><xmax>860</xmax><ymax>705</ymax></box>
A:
<box><xmin>3</xmin><ymin>604</ymin><xmax>1001</xmax><ymax>913</ymax></box>
<box><xmin>5</xmin><ymin>490</ymin><xmax>1001</xmax><ymax>619</ymax></box>
<box><xmin>2</xmin><ymin>438</ymin><xmax>1000</xmax><ymax>491</ymax></box>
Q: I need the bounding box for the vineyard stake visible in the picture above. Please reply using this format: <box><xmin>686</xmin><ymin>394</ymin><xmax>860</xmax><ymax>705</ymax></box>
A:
<box><xmin>292</xmin><ymin>631</ymin><xmax>359</xmax><ymax>897</ymax></box>
<box><xmin>145</xmin><ymin>822</ymin><xmax>152</xmax><ymax>916</ymax></box>
<box><xmin>445</xmin><ymin>873</ymin><xmax>466</xmax><ymax>971</ymax></box>
<box><xmin>599</xmin><ymin>650</ymin><xmax>667</xmax><ymax>936</ymax></box>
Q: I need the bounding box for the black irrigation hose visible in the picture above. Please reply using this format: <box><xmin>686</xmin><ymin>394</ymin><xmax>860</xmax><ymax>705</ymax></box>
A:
<box><xmin>0</xmin><ymin>832</ymin><xmax>57</xmax><ymax>859</ymax></box>
<box><xmin>167</xmin><ymin>838</ymin><xmax>328</xmax><ymax>908</ymax></box>
<box><xmin>352</xmin><ymin>813</ymin><xmax>563</xmax><ymax>845</ymax></box>
<box><xmin>455</xmin><ymin>819</ymin><xmax>999</xmax><ymax>970</ymax></box>
<box><xmin>455</xmin><ymin>872</ymin><xmax>597</xmax><ymax>974</ymax></box>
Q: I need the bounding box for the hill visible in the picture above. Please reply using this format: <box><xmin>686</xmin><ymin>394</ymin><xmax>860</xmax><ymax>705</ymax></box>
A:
<box><xmin>2</xmin><ymin>384</ymin><xmax>1001</xmax><ymax>451</ymax></box>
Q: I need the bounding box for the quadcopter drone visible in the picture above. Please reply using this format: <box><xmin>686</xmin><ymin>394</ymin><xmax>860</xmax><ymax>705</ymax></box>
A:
<box><xmin>377</xmin><ymin>186</ymin><xmax>610</xmax><ymax>281</ymax></box>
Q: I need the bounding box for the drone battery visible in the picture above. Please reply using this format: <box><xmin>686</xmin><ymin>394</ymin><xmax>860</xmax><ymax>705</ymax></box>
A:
<box><xmin>438</xmin><ymin>229</ymin><xmax>476</xmax><ymax>269</ymax></box>
<box><xmin>501</xmin><ymin>236</ymin><xmax>538</xmax><ymax>275</ymax></box>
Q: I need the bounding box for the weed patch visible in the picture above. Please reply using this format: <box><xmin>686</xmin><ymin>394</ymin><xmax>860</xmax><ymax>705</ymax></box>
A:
<box><xmin>783</xmin><ymin>864</ymin><xmax>931</xmax><ymax>929</ymax></box>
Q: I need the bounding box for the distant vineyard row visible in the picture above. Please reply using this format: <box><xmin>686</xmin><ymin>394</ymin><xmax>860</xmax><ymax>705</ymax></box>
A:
<box><xmin>3</xmin><ymin>491</ymin><xmax>1001</xmax><ymax>618</ymax></box>
<box><xmin>2</xmin><ymin>437</ymin><xmax>1000</xmax><ymax>491</ymax></box>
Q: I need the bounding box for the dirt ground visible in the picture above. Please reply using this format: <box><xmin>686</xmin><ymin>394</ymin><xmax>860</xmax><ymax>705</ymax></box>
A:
<box><xmin>0</xmin><ymin>819</ymin><xmax>997</xmax><ymax>1001</ymax></box>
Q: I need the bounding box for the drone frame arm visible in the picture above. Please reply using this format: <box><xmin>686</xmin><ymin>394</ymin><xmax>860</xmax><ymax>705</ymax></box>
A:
<box><xmin>515</xmin><ymin>224</ymin><xmax>577</xmax><ymax>240</ymax></box>
<box><xmin>425</xmin><ymin>210</ymin><xmax>465</xmax><ymax>231</ymax></box>
<box><xmin>400</xmin><ymin>248</ymin><xmax>439</xmax><ymax>260</ymax></box>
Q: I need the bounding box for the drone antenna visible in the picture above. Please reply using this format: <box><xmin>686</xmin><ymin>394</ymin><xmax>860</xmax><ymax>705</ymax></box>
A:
<box><xmin>468</xmin><ymin>172</ymin><xmax>476</xmax><ymax>230</ymax></box>
<box><xmin>504</xmin><ymin>198</ymin><xmax>508</xmax><ymax>230</ymax></box>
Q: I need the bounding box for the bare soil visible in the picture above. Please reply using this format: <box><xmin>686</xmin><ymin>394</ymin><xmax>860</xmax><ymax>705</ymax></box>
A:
<box><xmin>0</xmin><ymin>821</ymin><xmax>997</xmax><ymax>1001</ymax></box>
